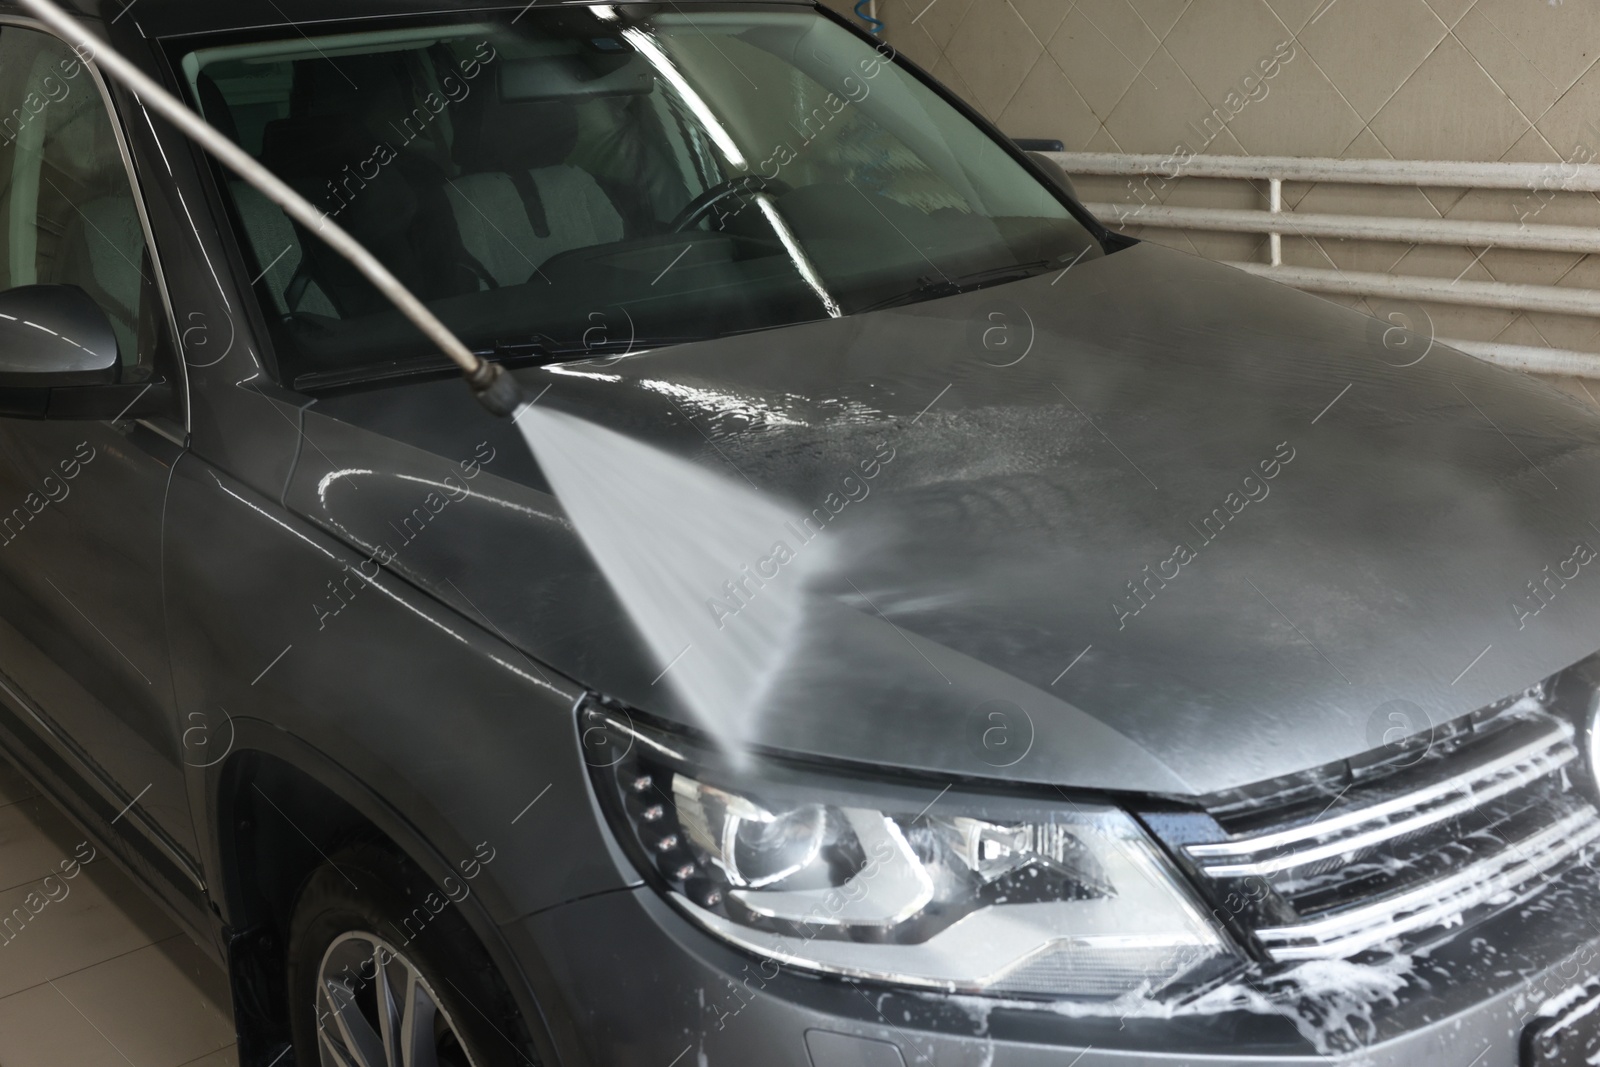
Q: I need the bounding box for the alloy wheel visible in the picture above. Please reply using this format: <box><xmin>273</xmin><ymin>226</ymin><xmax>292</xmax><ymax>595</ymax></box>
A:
<box><xmin>314</xmin><ymin>931</ymin><xmax>480</xmax><ymax>1067</ymax></box>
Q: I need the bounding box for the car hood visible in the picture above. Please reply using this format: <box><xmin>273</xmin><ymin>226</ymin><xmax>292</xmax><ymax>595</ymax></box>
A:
<box><xmin>296</xmin><ymin>242</ymin><xmax>1600</xmax><ymax>797</ymax></box>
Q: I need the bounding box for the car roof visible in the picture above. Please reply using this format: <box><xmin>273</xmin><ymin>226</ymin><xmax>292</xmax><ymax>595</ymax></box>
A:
<box><xmin>6</xmin><ymin>0</ymin><xmax>814</xmax><ymax>40</ymax></box>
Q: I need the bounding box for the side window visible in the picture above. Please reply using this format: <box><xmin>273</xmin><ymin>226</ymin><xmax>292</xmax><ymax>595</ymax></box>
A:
<box><xmin>0</xmin><ymin>27</ymin><xmax>153</xmax><ymax>368</ymax></box>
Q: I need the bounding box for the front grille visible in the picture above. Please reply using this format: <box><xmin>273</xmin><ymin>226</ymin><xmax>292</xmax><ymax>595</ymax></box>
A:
<box><xmin>1183</xmin><ymin>695</ymin><xmax>1600</xmax><ymax>963</ymax></box>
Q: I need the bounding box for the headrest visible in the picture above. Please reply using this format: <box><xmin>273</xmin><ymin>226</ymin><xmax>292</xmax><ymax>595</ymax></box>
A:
<box><xmin>196</xmin><ymin>73</ymin><xmax>242</xmax><ymax>146</ymax></box>
<box><xmin>290</xmin><ymin>53</ymin><xmax>412</xmax><ymax>124</ymax></box>
<box><xmin>260</xmin><ymin>113</ymin><xmax>375</xmax><ymax>179</ymax></box>
<box><xmin>258</xmin><ymin>113</ymin><xmax>416</xmax><ymax>235</ymax></box>
<box><xmin>455</xmin><ymin>97</ymin><xmax>578</xmax><ymax>174</ymax></box>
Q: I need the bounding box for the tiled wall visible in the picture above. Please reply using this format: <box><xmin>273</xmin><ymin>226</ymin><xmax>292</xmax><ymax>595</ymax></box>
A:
<box><xmin>838</xmin><ymin>0</ymin><xmax>1600</xmax><ymax>389</ymax></box>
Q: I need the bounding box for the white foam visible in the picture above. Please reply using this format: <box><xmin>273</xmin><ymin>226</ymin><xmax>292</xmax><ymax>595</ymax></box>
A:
<box><xmin>944</xmin><ymin>950</ymin><xmax>1416</xmax><ymax>1057</ymax></box>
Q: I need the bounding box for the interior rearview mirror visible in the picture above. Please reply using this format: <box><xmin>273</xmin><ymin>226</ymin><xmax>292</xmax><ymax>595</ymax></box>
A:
<box><xmin>0</xmin><ymin>284</ymin><xmax>119</xmax><ymax>388</ymax></box>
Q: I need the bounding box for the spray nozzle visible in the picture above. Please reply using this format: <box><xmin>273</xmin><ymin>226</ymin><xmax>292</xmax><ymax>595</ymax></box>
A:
<box><xmin>466</xmin><ymin>360</ymin><xmax>526</xmax><ymax>418</ymax></box>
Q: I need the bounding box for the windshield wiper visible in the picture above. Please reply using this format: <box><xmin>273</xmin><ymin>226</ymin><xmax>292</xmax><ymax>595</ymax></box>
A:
<box><xmin>856</xmin><ymin>259</ymin><xmax>1057</xmax><ymax>314</ymax></box>
<box><xmin>292</xmin><ymin>337</ymin><xmax>695</xmax><ymax>392</ymax></box>
<box><xmin>488</xmin><ymin>335</ymin><xmax>704</xmax><ymax>360</ymax></box>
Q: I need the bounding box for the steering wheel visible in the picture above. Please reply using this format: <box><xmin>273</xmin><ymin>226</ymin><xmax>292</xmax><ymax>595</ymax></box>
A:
<box><xmin>670</xmin><ymin>175</ymin><xmax>791</xmax><ymax>232</ymax></box>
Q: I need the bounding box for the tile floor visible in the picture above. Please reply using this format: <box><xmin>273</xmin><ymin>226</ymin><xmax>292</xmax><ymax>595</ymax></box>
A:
<box><xmin>0</xmin><ymin>759</ymin><xmax>238</xmax><ymax>1067</ymax></box>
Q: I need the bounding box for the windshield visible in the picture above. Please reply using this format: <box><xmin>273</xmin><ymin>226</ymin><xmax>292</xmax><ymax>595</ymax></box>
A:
<box><xmin>183</xmin><ymin>4</ymin><xmax>1104</xmax><ymax>389</ymax></box>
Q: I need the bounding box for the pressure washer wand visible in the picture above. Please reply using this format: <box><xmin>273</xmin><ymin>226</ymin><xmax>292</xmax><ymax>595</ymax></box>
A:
<box><xmin>17</xmin><ymin>0</ymin><xmax>525</xmax><ymax>417</ymax></box>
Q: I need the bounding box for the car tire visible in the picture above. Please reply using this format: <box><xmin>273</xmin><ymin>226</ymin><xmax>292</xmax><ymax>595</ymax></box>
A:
<box><xmin>286</xmin><ymin>841</ymin><xmax>534</xmax><ymax>1067</ymax></box>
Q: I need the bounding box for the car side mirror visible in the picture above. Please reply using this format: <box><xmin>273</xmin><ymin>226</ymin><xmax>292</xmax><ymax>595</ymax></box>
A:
<box><xmin>0</xmin><ymin>284</ymin><xmax>119</xmax><ymax>388</ymax></box>
<box><xmin>0</xmin><ymin>284</ymin><xmax>170</xmax><ymax>421</ymax></box>
<box><xmin>1024</xmin><ymin>150</ymin><xmax>1081</xmax><ymax>204</ymax></box>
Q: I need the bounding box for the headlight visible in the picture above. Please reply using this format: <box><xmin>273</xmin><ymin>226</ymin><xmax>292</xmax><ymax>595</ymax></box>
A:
<box><xmin>585</xmin><ymin>708</ymin><xmax>1240</xmax><ymax>999</ymax></box>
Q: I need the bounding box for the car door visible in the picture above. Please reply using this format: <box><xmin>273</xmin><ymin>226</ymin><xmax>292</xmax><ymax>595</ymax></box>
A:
<box><xmin>0</xmin><ymin>21</ymin><xmax>199</xmax><ymax>883</ymax></box>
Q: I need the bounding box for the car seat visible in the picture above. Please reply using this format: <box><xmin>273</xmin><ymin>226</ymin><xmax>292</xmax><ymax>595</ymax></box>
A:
<box><xmin>446</xmin><ymin>94</ymin><xmax>624</xmax><ymax>287</ymax></box>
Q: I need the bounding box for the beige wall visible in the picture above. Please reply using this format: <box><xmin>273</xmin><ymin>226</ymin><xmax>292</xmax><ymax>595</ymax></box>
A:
<box><xmin>855</xmin><ymin>0</ymin><xmax>1600</xmax><ymax>395</ymax></box>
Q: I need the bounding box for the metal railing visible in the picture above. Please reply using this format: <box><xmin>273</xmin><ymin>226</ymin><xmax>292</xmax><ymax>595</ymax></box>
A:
<box><xmin>1048</xmin><ymin>151</ymin><xmax>1600</xmax><ymax>378</ymax></box>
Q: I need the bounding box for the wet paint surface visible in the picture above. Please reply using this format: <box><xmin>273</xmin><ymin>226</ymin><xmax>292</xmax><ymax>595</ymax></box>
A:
<box><xmin>299</xmin><ymin>241</ymin><xmax>1600</xmax><ymax>797</ymax></box>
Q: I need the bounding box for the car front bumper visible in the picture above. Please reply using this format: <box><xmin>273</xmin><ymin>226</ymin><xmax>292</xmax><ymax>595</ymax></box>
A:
<box><xmin>510</xmin><ymin>861</ymin><xmax>1600</xmax><ymax>1067</ymax></box>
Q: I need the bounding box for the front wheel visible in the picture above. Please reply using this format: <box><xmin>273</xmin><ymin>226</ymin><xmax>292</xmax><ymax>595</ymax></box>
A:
<box><xmin>286</xmin><ymin>843</ymin><xmax>533</xmax><ymax>1067</ymax></box>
